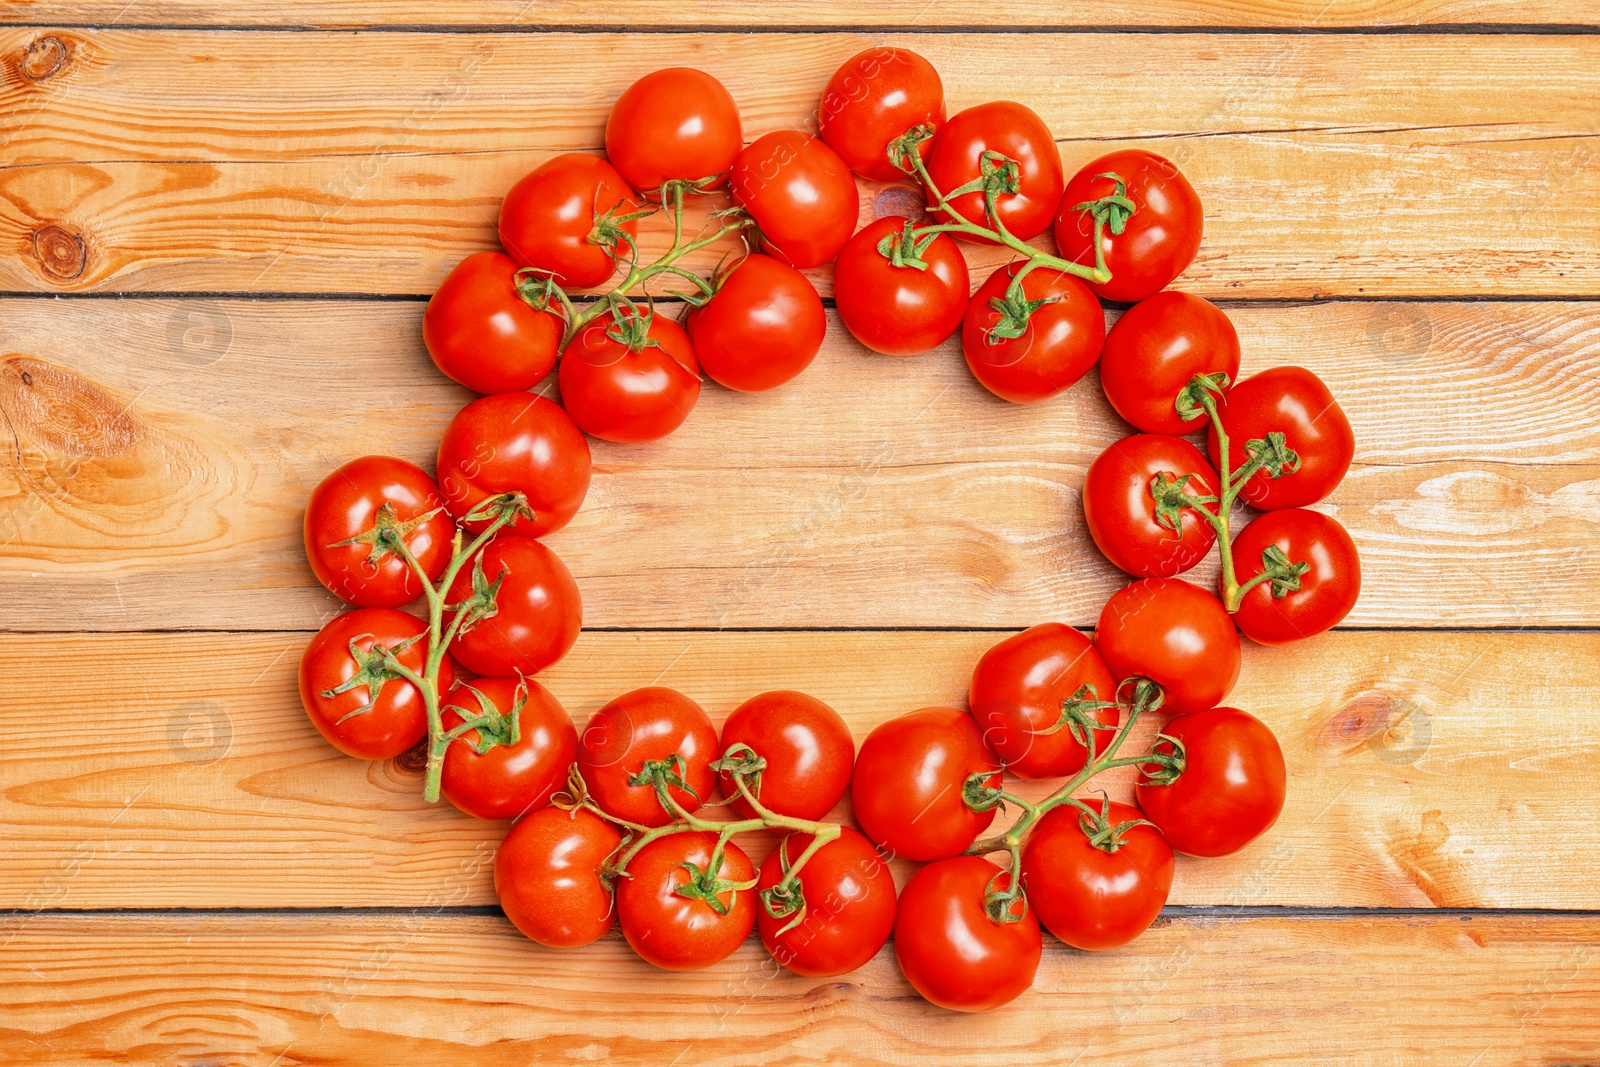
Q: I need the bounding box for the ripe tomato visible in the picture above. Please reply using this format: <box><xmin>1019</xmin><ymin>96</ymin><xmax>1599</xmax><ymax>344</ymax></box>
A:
<box><xmin>1056</xmin><ymin>149</ymin><xmax>1202</xmax><ymax>303</ymax></box>
<box><xmin>1231</xmin><ymin>508</ymin><xmax>1360</xmax><ymax>645</ymax></box>
<box><xmin>436</xmin><ymin>392</ymin><xmax>591</xmax><ymax>538</ymax></box>
<box><xmin>1136</xmin><ymin>707</ymin><xmax>1286</xmax><ymax>857</ymax></box>
<box><xmin>560</xmin><ymin>307</ymin><xmax>702</xmax><ymax>443</ymax></box>
<box><xmin>818</xmin><ymin>47</ymin><xmax>945</xmax><ymax>182</ymax></box>
<box><xmin>616</xmin><ymin>832</ymin><xmax>756</xmax><ymax>971</ymax></box>
<box><xmin>299</xmin><ymin>607</ymin><xmax>453</xmax><ymax>761</ymax></box>
<box><xmin>851</xmin><ymin>706</ymin><xmax>1000</xmax><ymax>861</ymax></box>
<box><xmin>304</xmin><ymin>455</ymin><xmax>455</xmax><ymax>608</ymax></box>
<box><xmin>577</xmin><ymin>687</ymin><xmax>718</xmax><ymax>828</ymax></box>
<box><xmin>495</xmin><ymin>806</ymin><xmax>622</xmax><ymax>948</ymax></box>
<box><xmin>604</xmin><ymin>68</ymin><xmax>742</xmax><ymax>195</ymax></box>
<box><xmin>757</xmin><ymin>827</ymin><xmax>895</xmax><ymax>977</ymax></box>
<box><xmin>1096</xmin><ymin>578</ymin><xmax>1240</xmax><ymax>716</ymax></box>
<box><xmin>444</xmin><ymin>534</ymin><xmax>581</xmax><ymax>677</ymax></box>
<box><xmin>731</xmin><ymin>131</ymin><xmax>859</xmax><ymax>269</ymax></box>
<box><xmin>1100</xmin><ymin>291</ymin><xmax>1240</xmax><ymax>435</ymax></box>
<box><xmin>498</xmin><ymin>153</ymin><xmax>641</xmax><ymax>289</ymax></box>
<box><xmin>439</xmin><ymin>676</ymin><xmax>578</xmax><ymax>821</ymax></box>
<box><xmin>925</xmin><ymin>101</ymin><xmax>1063</xmax><ymax>243</ymax></box>
<box><xmin>1019</xmin><ymin>800</ymin><xmax>1173</xmax><ymax>951</ymax></box>
<box><xmin>1083</xmin><ymin>434</ymin><xmax>1220</xmax><ymax>578</ymax></box>
<box><xmin>968</xmin><ymin>622</ymin><xmax>1118</xmax><ymax>780</ymax></box>
<box><xmin>833</xmin><ymin>217</ymin><xmax>970</xmax><ymax>356</ymax></box>
<box><xmin>685</xmin><ymin>255</ymin><xmax>825</xmax><ymax>393</ymax></box>
<box><xmin>893</xmin><ymin>856</ymin><xmax>1041</xmax><ymax>1013</ymax></box>
<box><xmin>717</xmin><ymin>690</ymin><xmax>853</xmax><ymax>821</ymax></box>
<box><xmin>1207</xmin><ymin>366</ymin><xmax>1354</xmax><ymax>510</ymax></box>
<box><xmin>961</xmin><ymin>262</ymin><xmax>1106</xmax><ymax>404</ymax></box>
<box><xmin>423</xmin><ymin>252</ymin><xmax>563</xmax><ymax>395</ymax></box>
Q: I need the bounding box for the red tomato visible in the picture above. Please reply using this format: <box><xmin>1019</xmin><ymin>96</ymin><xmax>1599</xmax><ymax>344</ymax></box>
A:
<box><xmin>925</xmin><ymin>101</ymin><xmax>1063</xmax><ymax>243</ymax></box>
<box><xmin>1231</xmin><ymin>509</ymin><xmax>1360</xmax><ymax>644</ymax></box>
<box><xmin>893</xmin><ymin>856</ymin><xmax>1041</xmax><ymax>1013</ymax></box>
<box><xmin>1083</xmin><ymin>434</ymin><xmax>1220</xmax><ymax>578</ymax></box>
<box><xmin>731</xmin><ymin>131</ymin><xmax>859</xmax><ymax>269</ymax></box>
<box><xmin>717</xmin><ymin>690</ymin><xmax>854</xmax><ymax>821</ymax></box>
<box><xmin>1100</xmin><ymin>291</ymin><xmax>1240</xmax><ymax>435</ymax></box>
<box><xmin>1056</xmin><ymin>149</ymin><xmax>1203</xmax><ymax>303</ymax></box>
<box><xmin>423</xmin><ymin>252</ymin><xmax>563</xmax><ymax>395</ymax></box>
<box><xmin>833</xmin><ymin>217</ymin><xmax>970</xmax><ymax>356</ymax></box>
<box><xmin>304</xmin><ymin>455</ymin><xmax>455</xmax><ymax>608</ymax></box>
<box><xmin>299</xmin><ymin>608</ymin><xmax>453</xmax><ymax>761</ymax></box>
<box><xmin>616</xmin><ymin>832</ymin><xmax>756</xmax><ymax>970</ymax></box>
<box><xmin>819</xmin><ymin>47</ymin><xmax>944</xmax><ymax>182</ymax></box>
<box><xmin>495</xmin><ymin>807</ymin><xmax>622</xmax><ymax>948</ymax></box>
<box><xmin>961</xmin><ymin>262</ymin><xmax>1106</xmax><ymax>404</ymax></box>
<box><xmin>498</xmin><ymin>153</ymin><xmax>641</xmax><ymax>289</ymax></box>
<box><xmin>444</xmin><ymin>535</ymin><xmax>581</xmax><ymax>677</ymax></box>
<box><xmin>1020</xmin><ymin>800</ymin><xmax>1173</xmax><ymax>951</ymax></box>
<box><xmin>1136</xmin><ymin>707</ymin><xmax>1286</xmax><ymax>857</ymax></box>
<box><xmin>685</xmin><ymin>255</ymin><xmax>825</xmax><ymax>393</ymax></box>
<box><xmin>1207</xmin><ymin>366</ymin><xmax>1354</xmax><ymax>510</ymax></box>
<box><xmin>604</xmin><ymin>68</ymin><xmax>742</xmax><ymax>195</ymax></box>
<box><xmin>436</xmin><ymin>392</ymin><xmax>592</xmax><ymax>538</ymax></box>
<box><xmin>1096</xmin><ymin>578</ymin><xmax>1240</xmax><ymax>716</ymax></box>
<box><xmin>439</xmin><ymin>676</ymin><xmax>578</xmax><ymax>821</ymax></box>
<box><xmin>560</xmin><ymin>307</ymin><xmax>702</xmax><ymax>443</ymax></box>
<box><xmin>757</xmin><ymin>827</ymin><xmax>895</xmax><ymax>977</ymax></box>
<box><xmin>577</xmin><ymin>687</ymin><xmax>718</xmax><ymax>828</ymax></box>
<box><xmin>851</xmin><ymin>706</ymin><xmax>1000</xmax><ymax>861</ymax></box>
<box><xmin>968</xmin><ymin>622</ymin><xmax>1118</xmax><ymax>780</ymax></box>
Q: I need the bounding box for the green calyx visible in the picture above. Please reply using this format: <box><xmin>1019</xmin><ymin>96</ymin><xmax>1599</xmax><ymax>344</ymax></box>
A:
<box><xmin>876</xmin><ymin>218</ymin><xmax>941</xmax><ymax>271</ymax></box>
<box><xmin>1260</xmin><ymin>544</ymin><xmax>1311</xmax><ymax>599</ymax></box>
<box><xmin>1072</xmin><ymin>171</ymin><xmax>1137</xmax><ymax>235</ymax></box>
<box><xmin>887</xmin><ymin>124</ymin><xmax>937</xmax><ymax>174</ymax></box>
<box><xmin>1175</xmin><ymin>371</ymin><xmax>1231</xmax><ymax>424</ymax></box>
<box><xmin>709</xmin><ymin>742</ymin><xmax>767</xmax><ymax>799</ymax></box>
<box><xmin>672</xmin><ymin>858</ymin><xmax>758</xmax><ymax>917</ymax></box>
<box><xmin>1149</xmin><ymin>470</ymin><xmax>1217</xmax><ymax>535</ymax></box>
<box><xmin>443</xmin><ymin>551</ymin><xmax>506</xmax><ymax>638</ymax></box>
<box><xmin>442</xmin><ymin>679</ymin><xmax>525</xmax><ymax>754</ymax></box>
<box><xmin>985</xmin><ymin>287</ymin><xmax>1059</xmax><ymax>344</ymax></box>
<box><xmin>321</xmin><ymin>630</ymin><xmax>426</xmax><ymax>722</ymax></box>
<box><xmin>460</xmin><ymin>490</ymin><xmax>533</xmax><ymax>529</ymax></box>
<box><xmin>586</xmin><ymin>198</ymin><xmax>654</xmax><ymax>263</ymax></box>
<box><xmin>1137</xmin><ymin>731</ymin><xmax>1187</xmax><ymax>787</ymax></box>
<box><xmin>1032</xmin><ymin>683</ymin><xmax>1120</xmax><ymax>742</ymax></box>
<box><xmin>604</xmin><ymin>303</ymin><xmax>662</xmax><ymax>353</ymax></box>
<box><xmin>981</xmin><ymin>868</ymin><xmax>1030</xmax><ymax>925</ymax></box>
<box><xmin>962</xmin><ymin>768</ymin><xmax>1006</xmax><ymax>813</ymax></box>
<box><xmin>326</xmin><ymin>502</ymin><xmax>443</xmax><ymax>567</ymax></box>
<box><xmin>1076</xmin><ymin>792</ymin><xmax>1159</xmax><ymax>854</ymax></box>
<box><xmin>1245</xmin><ymin>432</ymin><xmax>1303</xmax><ymax>480</ymax></box>
<box><xmin>629</xmin><ymin>753</ymin><xmax>701</xmax><ymax>806</ymax></box>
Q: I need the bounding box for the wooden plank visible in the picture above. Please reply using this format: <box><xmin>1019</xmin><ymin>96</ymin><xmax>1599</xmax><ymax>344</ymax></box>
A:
<box><xmin>3</xmin><ymin>911</ymin><xmax>1598</xmax><ymax>1065</ymax></box>
<box><xmin>1</xmin><ymin>297</ymin><xmax>1596</xmax><ymax>630</ymax></box>
<box><xmin>1</xmin><ymin>628</ymin><xmax>1594</xmax><ymax>910</ymax></box>
<box><xmin>3</xmin><ymin>31</ymin><xmax>1599</xmax><ymax>296</ymax></box>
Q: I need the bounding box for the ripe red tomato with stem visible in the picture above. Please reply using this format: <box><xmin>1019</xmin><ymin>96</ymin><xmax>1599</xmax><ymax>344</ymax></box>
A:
<box><xmin>1207</xmin><ymin>366</ymin><xmax>1354</xmax><ymax>511</ymax></box>
<box><xmin>757</xmin><ymin>827</ymin><xmax>895</xmax><ymax>977</ymax></box>
<box><xmin>304</xmin><ymin>455</ymin><xmax>455</xmax><ymax>608</ymax></box>
<box><xmin>925</xmin><ymin>101</ymin><xmax>1063</xmax><ymax>244</ymax></box>
<box><xmin>968</xmin><ymin>622</ymin><xmax>1118</xmax><ymax>779</ymax></box>
<box><xmin>605</xmin><ymin>68</ymin><xmax>743</xmax><ymax>195</ymax></box>
<box><xmin>1230</xmin><ymin>508</ymin><xmax>1360</xmax><ymax>645</ymax></box>
<box><xmin>851</xmin><ymin>706</ymin><xmax>1000</xmax><ymax>861</ymax></box>
<box><xmin>1136</xmin><ymin>706</ymin><xmax>1286</xmax><ymax>857</ymax></box>
<box><xmin>1096</xmin><ymin>578</ymin><xmax>1240</xmax><ymax>716</ymax></box>
<box><xmin>423</xmin><ymin>252</ymin><xmax>563</xmax><ymax>395</ymax></box>
<box><xmin>731</xmin><ymin>131</ymin><xmax>859</xmax><ymax>269</ymax></box>
<box><xmin>961</xmin><ymin>261</ymin><xmax>1106</xmax><ymax>404</ymax></box>
<box><xmin>819</xmin><ymin>47</ymin><xmax>944</xmax><ymax>182</ymax></box>
<box><xmin>495</xmin><ymin>806</ymin><xmax>623</xmax><ymax>948</ymax></box>
<box><xmin>1100</xmin><ymin>291</ymin><xmax>1239</xmax><ymax>435</ymax></box>
<box><xmin>685</xmin><ymin>255</ymin><xmax>825</xmax><ymax>393</ymax></box>
<box><xmin>616</xmin><ymin>832</ymin><xmax>756</xmax><ymax>971</ymax></box>
<box><xmin>1056</xmin><ymin>149</ymin><xmax>1203</xmax><ymax>303</ymax></box>
<box><xmin>439</xmin><ymin>676</ymin><xmax>578</xmax><ymax>821</ymax></box>
<box><xmin>716</xmin><ymin>690</ymin><xmax>854</xmax><ymax>821</ymax></box>
<box><xmin>560</xmin><ymin>305</ymin><xmax>702</xmax><ymax>443</ymax></box>
<box><xmin>443</xmin><ymin>534</ymin><xmax>581</xmax><ymax>677</ymax></box>
<box><xmin>1019</xmin><ymin>799</ymin><xmax>1173</xmax><ymax>951</ymax></box>
<box><xmin>894</xmin><ymin>856</ymin><xmax>1041</xmax><ymax>1013</ymax></box>
<box><xmin>833</xmin><ymin>217</ymin><xmax>970</xmax><ymax>356</ymax></box>
<box><xmin>436</xmin><ymin>392</ymin><xmax>591</xmax><ymax>539</ymax></box>
<box><xmin>498</xmin><ymin>153</ymin><xmax>644</xmax><ymax>289</ymax></box>
<box><xmin>1083</xmin><ymin>434</ymin><xmax>1220</xmax><ymax>579</ymax></box>
<box><xmin>577</xmin><ymin>687</ymin><xmax>719</xmax><ymax>828</ymax></box>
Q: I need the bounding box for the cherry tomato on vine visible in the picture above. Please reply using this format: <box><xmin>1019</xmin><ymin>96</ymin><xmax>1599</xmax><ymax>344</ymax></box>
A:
<box><xmin>1083</xmin><ymin>434</ymin><xmax>1220</xmax><ymax>579</ymax></box>
<box><xmin>304</xmin><ymin>455</ymin><xmax>455</xmax><ymax>608</ymax></box>
<box><xmin>1207</xmin><ymin>366</ymin><xmax>1354</xmax><ymax>510</ymax></box>
<box><xmin>894</xmin><ymin>856</ymin><xmax>1041</xmax><ymax>1013</ymax></box>
<box><xmin>440</xmin><ymin>676</ymin><xmax>578</xmax><ymax>821</ymax></box>
<box><xmin>605</xmin><ymin>68</ymin><xmax>742</xmax><ymax>195</ymax></box>
<box><xmin>498</xmin><ymin>153</ymin><xmax>642</xmax><ymax>289</ymax></box>
<box><xmin>717</xmin><ymin>690</ymin><xmax>854</xmax><ymax>821</ymax></box>
<box><xmin>577</xmin><ymin>687</ymin><xmax>718</xmax><ymax>828</ymax></box>
<box><xmin>1100</xmin><ymin>291</ymin><xmax>1240</xmax><ymax>435</ymax></box>
<box><xmin>561</xmin><ymin>307</ymin><xmax>702</xmax><ymax>443</ymax></box>
<box><xmin>1230</xmin><ymin>508</ymin><xmax>1360</xmax><ymax>645</ymax></box>
<box><xmin>731</xmin><ymin>131</ymin><xmax>859</xmax><ymax>269</ymax></box>
<box><xmin>833</xmin><ymin>217</ymin><xmax>970</xmax><ymax>356</ymax></box>
<box><xmin>616</xmin><ymin>832</ymin><xmax>756</xmax><ymax>971</ymax></box>
<box><xmin>495</xmin><ymin>806</ymin><xmax>623</xmax><ymax>948</ymax></box>
<box><xmin>1096</xmin><ymin>578</ymin><xmax>1240</xmax><ymax>716</ymax></box>
<box><xmin>423</xmin><ymin>252</ymin><xmax>563</xmax><ymax>395</ymax></box>
<box><xmin>1136</xmin><ymin>707</ymin><xmax>1286</xmax><ymax>857</ymax></box>
<box><xmin>1056</xmin><ymin>149</ymin><xmax>1203</xmax><ymax>303</ymax></box>
<box><xmin>685</xmin><ymin>255</ymin><xmax>825</xmax><ymax>393</ymax></box>
<box><xmin>851</xmin><ymin>706</ymin><xmax>1000</xmax><ymax>861</ymax></box>
<box><xmin>968</xmin><ymin>622</ymin><xmax>1118</xmax><ymax>780</ymax></box>
<box><xmin>1019</xmin><ymin>800</ymin><xmax>1173</xmax><ymax>951</ymax></box>
<box><xmin>961</xmin><ymin>262</ymin><xmax>1106</xmax><ymax>405</ymax></box>
<box><xmin>818</xmin><ymin>47</ymin><xmax>945</xmax><ymax>182</ymax></box>
<box><xmin>757</xmin><ymin>827</ymin><xmax>895</xmax><ymax>977</ymax></box>
<box><xmin>436</xmin><ymin>392</ymin><xmax>591</xmax><ymax>539</ymax></box>
<box><xmin>926</xmin><ymin>101</ymin><xmax>1063</xmax><ymax>243</ymax></box>
<box><xmin>444</xmin><ymin>534</ymin><xmax>581</xmax><ymax>677</ymax></box>
<box><xmin>299</xmin><ymin>607</ymin><xmax>454</xmax><ymax>761</ymax></box>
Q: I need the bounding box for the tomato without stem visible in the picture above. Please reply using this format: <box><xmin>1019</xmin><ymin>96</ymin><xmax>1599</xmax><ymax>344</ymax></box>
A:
<box><xmin>851</xmin><ymin>706</ymin><xmax>1000</xmax><ymax>861</ymax></box>
<box><xmin>1208</xmin><ymin>366</ymin><xmax>1354</xmax><ymax>510</ymax></box>
<box><xmin>731</xmin><ymin>131</ymin><xmax>859</xmax><ymax>269</ymax></box>
<box><xmin>616</xmin><ymin>832</ymin><xmax>756</xmax><ymax>970</ymax></box>
<box><xmin>718</xmin><ymin>690</ymin><xmax>854</xmax><ymax>821</ymax></box>
<box><xmin>498</xmin><ymin>153</ymin><xmax>641</xmax><ymax>289</ymax></box>
<box><xmin>819</xmin><ymin>47</ymin><xmax>945</xmax><ymax>182</ymax></box>
<box><xmin>926</xmin><ymin>101</ymin><xmax>1063</xmax><ymax>244</ymax></box>
<box><xmin>423</xmin><ymin>252</ymin><xmax>563</xmax><ymax>395</ymax></box>
<box><xmin>1099</xmin><ymin>291</ymin><xmax>1239</xmax><ymax>435</ymax></box>
<box><xmin>1083</xmin><ymin>434</ymin><xmax>1219</xmax><ymax>579</ymax></box>
<box><xmin>962</xmin><ymin>262</ymin><xmax>1106</xmax><ymax>404</ymax></box>
<box><xmin>833</xmin><ymin>217</ymin><xmax>970</xmax><ymax>356</ymax></box>
<box><xmin>495</xmin><ymin>806</ymin><xmax>622</xmax><ymax>948</ymax></box>
<box><xmin>1136</xmin><ymin>707</ymin><xmax>1286</xmax><ymax>857</ymax></box>
<box><xmin>968</xmin><ymin>622</ymin><xmax>1118</xmax><ymax>779</ymax></box>
<box><xmin>894</xmin><ymin>856</ymin><xmax>1041</xmax><ymax>1013</ymax></box>
<box><xmin>757</xmin><ymin>827</ymin><xmax>895</xmax><ymax>977</ymax></box>
<box><xmin>686</xmin><ymin>255</ymin><xmax>825</xmax><ymax>393</ymax></box>
<box><xmin>1020</xmin><ymin>801</ymin><xmax>1173</xmax><ymax>951</ymax></box>
<box><xmin>1231</xmin><ymin>508</ymin><xmax>1360</xmax><ymax>645</ymax></box>
<box><xmin>577</xmin><ymin>687</ymin><xmax>719</xmax><ymax>827</ymax></box>
<box><xmin>561</xmin><ymin>309</ymin><xmax>702</xmax><ymax>443</ymax></box>
<box><xmin>304</xmin><ymin>455</ymin><xmax>455</xmax><ymax>608</ymax></box>
<box><xmin>1056</xmin><ymin>149</ymin><xmax>1203</xmax><ymax>303</ymax></box>
<box><xmin>605</xmin><ymin>68</ymin><xmax>742</xmax><ymax>194</ymax></box>
<box><xmin>1096</xmin><ymin>578</ymin><xmax>1240</xmax><ymax>715</ymax></box>
<box><xmin>444</xmin><ymin>534</ymin><xmax>581</xmax><ymax>677</ymax></box>
<box><xmin>440</xmin><ymin>676</ymin><xmax>578</xmax><ymax>821</ymax></box>
<box><xmin>436</xmin><ymin>393</ymin><xmax>591</xmax><ymax>538</ymax></box>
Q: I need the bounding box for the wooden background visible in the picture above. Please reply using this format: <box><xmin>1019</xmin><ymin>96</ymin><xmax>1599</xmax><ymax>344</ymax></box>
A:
<box><xmin>2</xmin><ymin>2</ymin><xmax>1599</xmax><ymax>1063</ymax></box>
